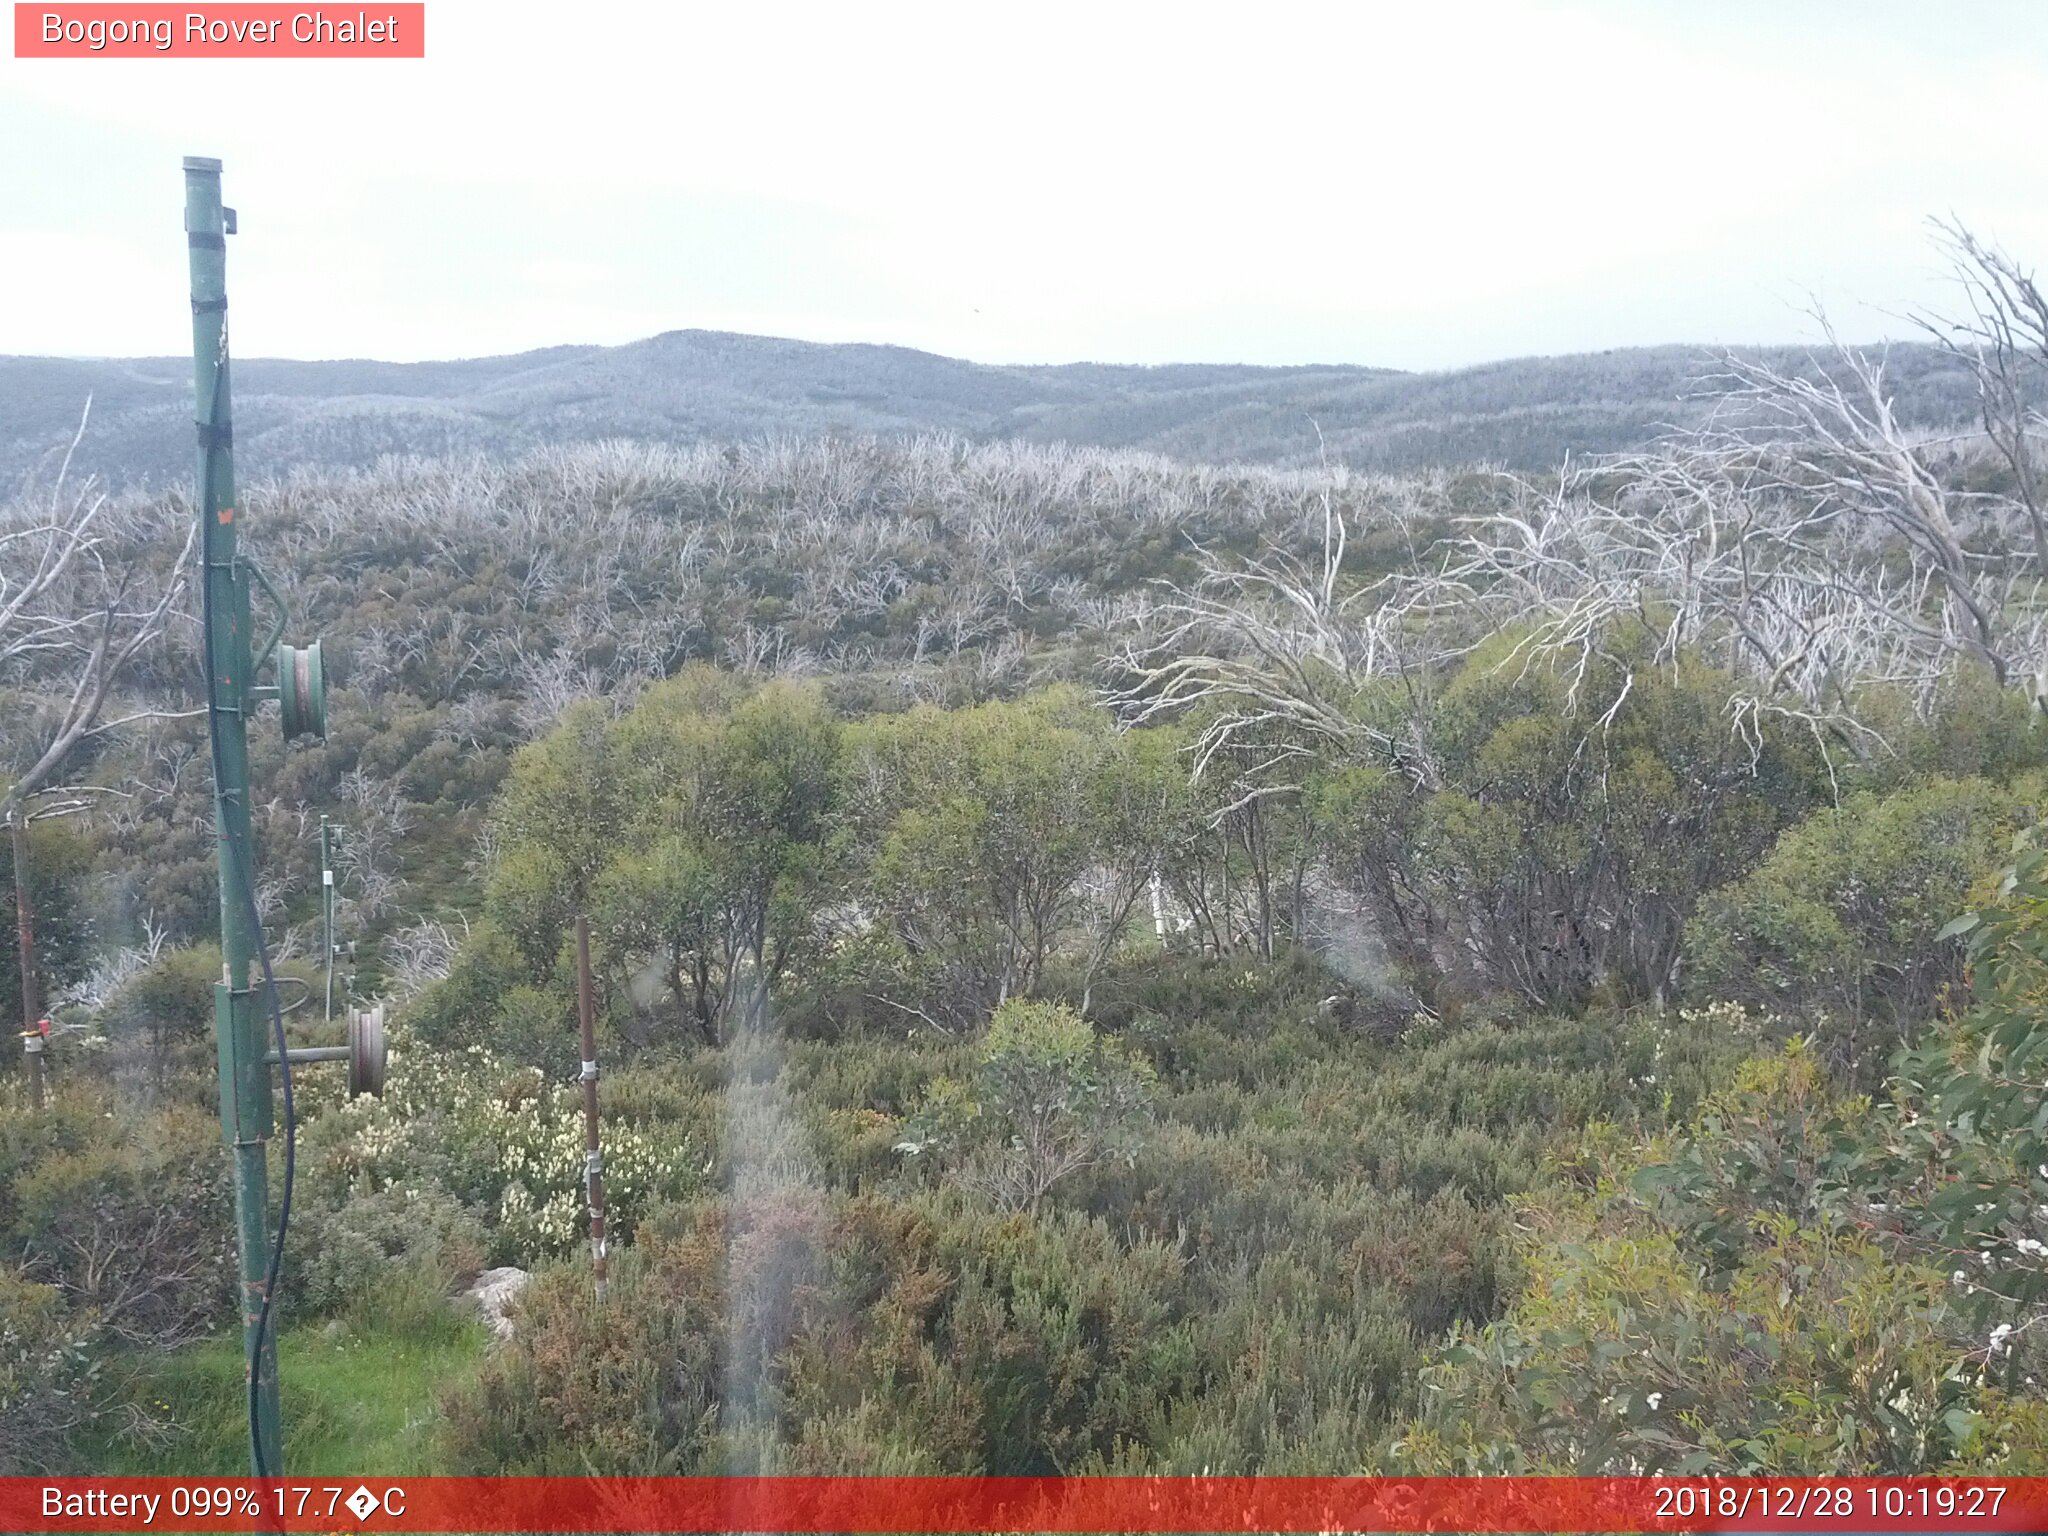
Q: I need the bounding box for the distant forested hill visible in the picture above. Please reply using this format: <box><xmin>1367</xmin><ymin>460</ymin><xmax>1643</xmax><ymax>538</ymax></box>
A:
<box><xmin>0</xmin><ymin>329</ymin><xmax>1982</xmax><ymax>490</ymax></box>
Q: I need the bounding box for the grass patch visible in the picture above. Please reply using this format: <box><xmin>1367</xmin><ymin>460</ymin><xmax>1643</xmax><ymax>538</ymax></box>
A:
<box><xmin>90</xmin><ymin>1314</ymin><xmax>488</xmax><ymax>1476</ymax></box>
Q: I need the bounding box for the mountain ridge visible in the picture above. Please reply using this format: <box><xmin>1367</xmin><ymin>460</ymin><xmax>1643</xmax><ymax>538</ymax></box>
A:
<box><xmin>0</xmin><ymin>328</ymin><xmax>1981</xmax><ymax>492</ymax></box>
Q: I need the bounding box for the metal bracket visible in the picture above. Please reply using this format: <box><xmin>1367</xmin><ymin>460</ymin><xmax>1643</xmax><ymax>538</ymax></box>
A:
<box><xmin>243</xmin><ymin>557</ymin><xmax>289</xmax><ymax>675</ymax></box>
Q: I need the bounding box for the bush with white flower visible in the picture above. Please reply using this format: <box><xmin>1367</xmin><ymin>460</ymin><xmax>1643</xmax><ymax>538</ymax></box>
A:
<box><xmin>313</xmin><ymin>1026</ymin><xmax>707</xmax><ymax>1264</ymax></box>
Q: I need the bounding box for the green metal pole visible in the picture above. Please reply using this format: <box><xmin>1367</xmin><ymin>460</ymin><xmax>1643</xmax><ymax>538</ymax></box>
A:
<box><xmin>185</xmin><ymin>154</ymin><xmax>282</xmax><ymax>1478</ymax></box>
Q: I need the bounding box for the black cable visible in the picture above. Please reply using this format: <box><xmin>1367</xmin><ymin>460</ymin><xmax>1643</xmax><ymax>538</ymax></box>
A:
<box><xmin>241</xmin><ymin>813</ymin><xmax>296</xmax><ymax>1481</ymax></box>
<box><xmin>197</xmin><ymin>348</ymin><xmax>296</xmax><ymax>1480</ymax></box>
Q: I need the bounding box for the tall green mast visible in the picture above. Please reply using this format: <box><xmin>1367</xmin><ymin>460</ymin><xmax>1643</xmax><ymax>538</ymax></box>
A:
<box><xmin>184</xmin><ymin>153</ymin><xmax>283</xmax><ymax>1476</ymax></box>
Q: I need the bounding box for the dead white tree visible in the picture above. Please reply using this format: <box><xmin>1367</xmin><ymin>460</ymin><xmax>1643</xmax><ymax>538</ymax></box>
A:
<box><xmin>1108</xmin><ymin>479</ymin><xmax>1447</xmax><ymax>796</ymax></box>
<box><xmin>1</xmin><ymin>405</ymin><xmax>194</xmax><ymax>1099</ymax></box>
<box><xmin>1432</xmin><ymin>435</ymin><xmax>1962</xmax><ymax>754</ymax></box>
<box><xmin>1417</xmin><ymin>237</ymin><xmax>2048</xmax><ymax>758</ymax></box>
<box><xmin>383</xmin><ymin>913</ymin><xmax>468</xmax><ymax>1001</ymax></box>
<box><xmin>1</xmin><ymin>404</ymin><xmax>198</xmax><ymax>827</ymax></box>
<box><xmin>512</xmin><ymin>649</ymin><xmax>604</xmax><ymax>736</ymax></box>
<box><xmin>334</xmin><ymin>769</ymin><xmax>412</xmax><ymax>921</ymax></box>
<box><xmin>1915</xmin><ymin>218</ymin><xmax>2048</xmax><ymax>677</ymax></box>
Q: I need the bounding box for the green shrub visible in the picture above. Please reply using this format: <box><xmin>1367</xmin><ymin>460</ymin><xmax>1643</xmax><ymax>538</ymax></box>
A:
<box><xmin>1080</xmin><ymin>949</ymin><xmax>1363</xmax><ymax>1091</ymax></box>
<box><xmin>1862</xmin><ymin>663</ymin><xmax>2048</xmax><ymax>788</ymax></box>
<box><xmin>1401</xmin><ymin>1049</ymin><xmax>2048</xmax><ymax>1475</ymax></box>
<box><xmin>0</xmin><ymin>818</ymin><xmax>94</xmax><ymax>1035</ymax></box>
<box><xmin>843</xmin><ymin>690</ymin><xmax>1162</xmax><ymax>1026</ymax></box>
<box><xmin>293</xmin><ymin>1182</ymin><xmax>488</xmax><ymax>1321</ymax></box>
<box><xmin>430</xmin><ymin>947</ymin><xmax>1774</xmax><ymax>1477</ymax></box>
<box><xmin>895</xmin><ymin>1000</ymin><xmax>1155</xmax><ymax>1213</ymax></box>
<box><xmin>0</xmin><ymin>1265</ymin><xmax>101</xmax><ymax>1474</ymax></box>
<box><xmin>1686</xmin><ymin>776</ymin><xmax>2036</xmax><ymax>1075</ymax></box>
<box><xmin>447</xmin><ymin>1186</ymin><xmax>1204</xmax><ymax>1476</ymax></box>
<box><xmin>1144</xmin><ymin>1256</ymin><xmax>1417</xmax><ymax>1473</ymax></box>
<box><xmin>0</xmin><ymin>1082</ymin><xmax>229</xmax><ymax>1471</ymax></box>
<box><xmin>402</xmin><ymin>921</ymin><xmax>533</xmax><ymax>1054</ymax></box>
<box><xmin>442</xmin><ymin>1200</ymin><xmax>726</xmax><ymax>1474</ymax></box>
<box><xmin>1</xmin><ymin>1089</ymin><xmax>227</xmax><ymax>1350</ymax></box>
<box><xmin>1887</xmin><ymin>825</ymin><xmax>2048</xmax><ymax>1321</ymax></box>
<box><xmin>1411</xmin><ymin>635</ymin><xmax>1823</xmax><ymax>1010</ymax></box>
<box><xmin>95</xmin><ymin>943</ymin><xmax>221</xmax><ymax>1094</ymax></box>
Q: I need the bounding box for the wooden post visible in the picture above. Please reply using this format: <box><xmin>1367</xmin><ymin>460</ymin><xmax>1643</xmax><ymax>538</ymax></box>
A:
<box><xmin>575</xmin><ymin>915</ymin><xmax>608</xmax><ymax>1302</ymax></box>
<box><xmin>11</xmin><ymin>816</ymin><xmax>44</xmax><ymax>1109</ymax></box>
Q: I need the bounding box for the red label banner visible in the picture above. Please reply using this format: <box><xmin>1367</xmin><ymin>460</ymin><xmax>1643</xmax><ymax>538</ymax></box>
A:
<box><xmin>13</xmin><ymin>4</ymin><xmax>424</xmax><ymax>57</ymax></box>
<box><xmin>2</xmin><ymin>1476</ymin><xmax>2044</xmax><ymax>1533</ymax></box>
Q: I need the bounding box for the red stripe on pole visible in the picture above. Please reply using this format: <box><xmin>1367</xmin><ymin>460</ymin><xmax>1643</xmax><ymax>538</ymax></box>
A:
<box><xmin>14</xmin><ymin>5</ymin><xmax>425</xmax><ymax>58</ymax></box>
<box><xmin>3</xmin><ymin>1476</ymin><xmax>2045</xmax><ymax>1532</ymax></box>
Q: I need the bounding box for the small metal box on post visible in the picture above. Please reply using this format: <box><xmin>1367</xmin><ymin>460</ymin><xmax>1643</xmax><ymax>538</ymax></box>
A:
<box><xmin>184</xmin><ymin>154</ymin><xmax>385</xmax><ymax>1480</ymax></box>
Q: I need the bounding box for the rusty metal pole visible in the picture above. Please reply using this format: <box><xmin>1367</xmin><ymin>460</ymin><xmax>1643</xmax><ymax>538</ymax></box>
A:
<box><xmin>11</xmin><ymin>816</ymin><xmax>44</xmax><ymax>1109</ymax></box>
<box><xmin>575</xmin><ymin>915</ymin><xmax>608</xmax><ymax>1302</ymax></box>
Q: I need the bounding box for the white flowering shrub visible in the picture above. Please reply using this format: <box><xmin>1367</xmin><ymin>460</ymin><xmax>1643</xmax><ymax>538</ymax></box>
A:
<box><xmin>314</xmin><ymin>1030</ymin><xmax>707</xmax><ymax>1264</ymax></box>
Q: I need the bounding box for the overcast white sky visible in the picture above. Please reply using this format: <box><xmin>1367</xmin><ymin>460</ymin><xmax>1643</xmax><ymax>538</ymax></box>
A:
<box><xmin>4</xmin><ymin>0</ymin><xmax>2046</xmax><ymax>371</ymax></box>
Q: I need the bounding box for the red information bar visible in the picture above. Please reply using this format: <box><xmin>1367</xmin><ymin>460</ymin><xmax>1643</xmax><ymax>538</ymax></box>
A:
<box><xmin>13</xmin><ymin>4</ymin><xmax>424</xmax><ymax>57</ymax></box>
<box><xmin>3</xmin><ymin>1477</ymin><xmax>2044</xmax><ymax>1533</ymax></box>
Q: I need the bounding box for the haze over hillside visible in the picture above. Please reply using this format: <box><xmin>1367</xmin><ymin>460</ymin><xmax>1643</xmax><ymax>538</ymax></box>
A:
<box><xmin>0</xmin><ymin>329</ymin><xmax>1983</xmax><ymax>492</ymax></box>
